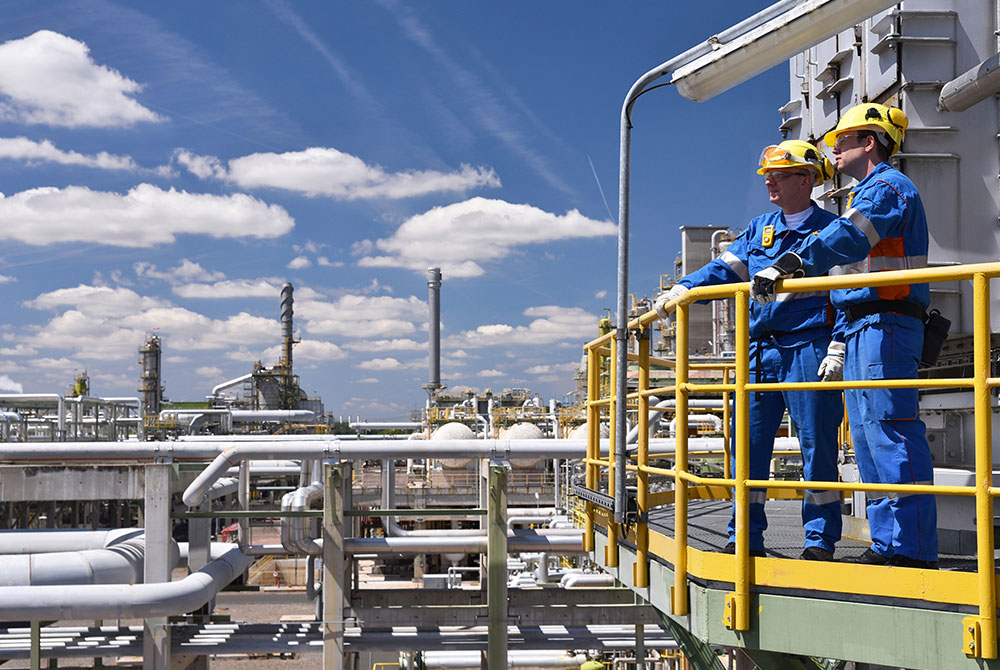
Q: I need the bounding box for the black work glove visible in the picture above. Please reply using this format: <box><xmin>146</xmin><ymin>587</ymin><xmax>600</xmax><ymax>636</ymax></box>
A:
<box><xmin>749</xmin><ymin>252</ymin><xmax>804</xmax><ymax>305</ymax></box>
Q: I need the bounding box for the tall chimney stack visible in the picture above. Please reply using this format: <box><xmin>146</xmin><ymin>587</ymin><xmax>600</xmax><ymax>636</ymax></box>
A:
<box><xmin>423</xmin><ymin>267</ymin><xmax>443</xmax><ymax>401</ymax></box>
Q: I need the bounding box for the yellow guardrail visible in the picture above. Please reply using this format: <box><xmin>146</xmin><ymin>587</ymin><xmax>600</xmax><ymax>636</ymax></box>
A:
<box><xmin>582</xmin><ymin>261</ymin><xmax>1000</xmax><ymax>659</ymax></box>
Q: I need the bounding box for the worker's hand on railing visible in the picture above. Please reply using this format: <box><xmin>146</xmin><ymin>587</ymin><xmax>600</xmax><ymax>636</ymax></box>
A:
<box><xmin>654</xmin><ymin>284</ymin><xmax>689</xmax><ymax>318</ymax></box>
<box><xmin>749</xmin><ymin>252</ymin><xmax>804</xmax><ymax>305</ymax></box>
<box><xmin>817</xmin><ymin>340</ymin><xmax>845</xmax><ymax>382</ymax></box>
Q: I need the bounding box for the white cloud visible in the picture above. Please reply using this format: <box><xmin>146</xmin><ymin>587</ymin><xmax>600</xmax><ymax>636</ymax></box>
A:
<box><xmin>173</xmin><ymin>278</ymin><xmax>282</xmax><ymax>299</ymax></box>
<box><xmin>135</xmin><ymin>259</ymin><xmax>226</xmax><ymax>284</ymax></box>
<box><xmin>525</xmin><ymin>362</ymin><xmax>577</xmax><ymax>375</ymax></box>
<box><xmin>0</xmin><ymin>136</ymin><xmax>145</xmax><ymax>171</ymax></box>
<box><xmin>0</xmin><ymin>374</ymin><xmax>23</xmax><ymax>392</ymax></box>
<box><xmin>358</xmin><ymin>357</ymin><xmax>401</xmax><ymax>371</ymax></box>
<box><xmin>0</xmin><ymin>274</ymin><xmax>15</xmax><ymax>283</ymax></box>
<box><xmin>262</xmin><ymin>339</ymin><xmax>346</xmax><ymax>362</ymax></box>
<box><xmin>357</xmin><ymin>377</ymin><xmax>379</xmax><ymax>383</ymax></box>
<box><xmin>477</xmin><ymin>369</ymin><xmax>505</xmax><ymax>378</ymax></box>
<box><xmin>287</xmin><ymin>256</ymin><xmax>311</xmax><ymax>270</ymax></box>
<box><xmin>595</xmin><ymin>290</ymin><xmax>607</xmax><ymax>299</ymax></box>
<box><xmin>0</xmin><ymin>344</ymin><xmax>36</xmax><ymax>356</ymax></box>
<box><xmin>177</xmin><ymin>147</ymin><xmax>499</xmax><ymax>200</ymax></box>
<box><xmin>26</xmin><ymin>285</ymin><xmax>167</xmax><ymax>319</ymax></box>
<box><xmin>446</xmin><ymin>305</ymin><xmax>598</xmax><ymax>349</ymax></box>
<box><xmin>343</xmin><ymin>338</ymin><xmax>426</xmax><ymax>352</ymax></box>
<box><xmin>0</xmin><ymin>31</ymin><xmax>161</xmax><ymax>128</ymax></box>
<box><xmin>357</xmin><ymin>197</ymin><xmax>615</xmax><ymax>277</ymax></box>
<box><xmin>0</xmin><ymin>184</ymin><xmax>294</xmax><ymax>247</ymax></box>
<box><xmin>195</xmin><ymin>366</ymin><xmax>223</xmax><ymax>378</ymax></box>
<box><xmin>299</xmin><ymin>294</ymin><xmax>426</xmax><ymax>339</ymax></box>
<box><xmin>317</xmin><ymin>256</ymin><xmax>343</xmax><ymax>267</ymax></box>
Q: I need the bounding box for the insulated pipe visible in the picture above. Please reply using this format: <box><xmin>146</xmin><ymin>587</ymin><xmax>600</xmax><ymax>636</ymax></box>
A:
<box><xmin>183</xmin><ymin>440</ymin><xmax>589</xmax><ymax>507</ymax></box>
<box><xmin>231</xmin><ymin>410</ymin><xmax>316</xmax><ymax>424</ymax></box>
<box><xmin>206</xmin><ymin>477</ymin><xmax>239</xmax><ymax>501</ymax></box>
<box><xmin>939</xmin><ymin>51</ymin><xmax>1000</xmax><ymax>112</ymax></box>
<box><xmin>560</xmin><ymin>572</ymin><xmax>615</xmax><ymax>588</ymax></box>
<box><xmin>210</xmin><ymin>374</ymin><xmax>254</xmax><ymax>399</ymax></box>
<box><xmin>423</xmin><ymin>651</ymin><xmax>587</xmax><ymax>669</ymax></box>
<box><xmin>0</xmin><ymin>538</ymin><xmax>173</xmax><ymax>587</ymax></box>
<box><xmin>0</xmin><ymin>528</ymin><xmax>144</xmax><ymax>554</ymax></box>
<box><xmin>0</xmin><ymin>543</ymin><xmax>251</xmax><ymax>622</ymax></box>
<box><xmin>344</xmin><ymin>533</ymin><xmax>583</xmax><ymax>555</ymax></box>
<box><xmin>349</xmin><ymin>421</ymin><xmax>423</xmax><ymax>430</ymax></box>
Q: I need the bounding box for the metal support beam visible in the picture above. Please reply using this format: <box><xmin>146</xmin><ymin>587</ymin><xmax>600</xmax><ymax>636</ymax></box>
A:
<box><xmin>143</xmin><ymin>463</ymin><xmax>171</xmax><ymax>670</ymax></box>
<box><xmin>488</xmin><ymin>462</ymin><xmax>509</xmax><ymax>669</ymax></box>
<box><xmin>187</xmin><ymin>498</ymin><xmax>212</xmax><ymax>670</ymax></box>
<box><xmin>30</xmin><ymin>620</ymin><xmax>40</xmax><ymax>670</ymax></box>
<box><xmin>740</xmin><ymin>649</ymin><xmax>834</xmax><ymax>670</ymax></box>
<box><xmin>323</xmin><ymin>463</ymin><xmax>344</xmax><ymax>670</ymax></box>
<box><xmin>654</xmin><ymin>611</ymin><xmax>724</xmax><ymax>670</ymax></box>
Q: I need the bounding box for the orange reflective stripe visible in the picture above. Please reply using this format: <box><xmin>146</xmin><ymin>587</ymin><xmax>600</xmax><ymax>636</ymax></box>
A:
<box><xmin>870</xmin><ymin>236</ymin><xmax>905</xmax><ymax>258</ymax></box>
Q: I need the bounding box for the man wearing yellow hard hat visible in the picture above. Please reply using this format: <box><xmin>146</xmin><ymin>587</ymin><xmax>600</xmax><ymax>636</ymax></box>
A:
<box><xmin>655</xmin><ymin>139</ymin><xmax>844</xmax><ymax>561</ymax></box>
<box><xmin>750</xmin><ymin>103</ymin><xmax>938</xmax><ymax>569</ymax></box>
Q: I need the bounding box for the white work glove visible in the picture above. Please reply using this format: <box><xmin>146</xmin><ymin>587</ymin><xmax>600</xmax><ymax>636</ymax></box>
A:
<box><xmin>749</xmin><ymin>252</ymin><xmax>805</xmax><ymax>306</ymax></box>
<box><xmin>653</xmin><ymin>284</ymin><xmax>689</xmax><ymax>318</ymax></box>
<box><xmin>817</xmin><ymin>341</ymin><xmax>845</xmax><ymax>382</ymax></box>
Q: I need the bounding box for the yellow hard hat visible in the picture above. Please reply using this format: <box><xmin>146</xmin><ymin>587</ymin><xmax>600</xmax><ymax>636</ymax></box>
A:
<box><xmin>823</xmin><ymin>103</ymin><xmax>907</xmax><ymax>156</ymax></box>
<box><xmin>756</xmin><ymin>140</ymin><xmax>834</xmax><ymax>186</ymax></box>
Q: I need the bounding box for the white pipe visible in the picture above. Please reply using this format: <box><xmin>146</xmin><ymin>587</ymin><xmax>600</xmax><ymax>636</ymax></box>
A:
<box><xmin>0</xmin><ymin>543</ymin><xmax>251</xmax><ymax>622</ymax></box>
<box><xmin>207</xmin><ymin>477</ymin><xmax>239</xmax><ymax>500</ymax></box>
<box><xmin>232</xmin><ymin>410</ymin><xmax>316</xmax><ymax>424</ymax></box>
<box><xmin>423</xmin><ymin>651</ymin><xmax>587</xmax><ymax>669</ymax></box>
<box><xmin>668</xmin><ymin>413</ymin><xmax>723</xmax><ymax>436</ymax></box>
<box><xmin>349</xmin><ymin>421</ymin><xmax>422</xmax><ymax>430</ymax></box>
<box><xmin>940</xmin><ymin>52</ymin><xmax>1000</xmax><ymax>112</ymax></box>
<box><xmin>183</xmin><ymin>440</ymin><xmax>589</xmax><ymax>507</ymax></box>
<box><xmin>560</xmin><ymin>573</ymin><xmax>615</xmax><ymax>588</ymax></box>
<box><xmin>0</xmin><ymin>539</ymin><xmax>171</xmax><ymax>587</ymax></box>
<box><xmin>0</xmin><ymin>528</ymin><xmax>143</xmax><ymax>554</ymax></box>
<box><xmin>211</xmin><ymin>373</ymin><xmax>254</xmax><ymax>398</ymax></box>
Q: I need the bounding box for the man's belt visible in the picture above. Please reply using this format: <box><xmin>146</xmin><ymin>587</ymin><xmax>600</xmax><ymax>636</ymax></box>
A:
<box><xmin>842</xmin><ymin>299</ymin><xmax>926</xmax><ymax>323</ymax></box>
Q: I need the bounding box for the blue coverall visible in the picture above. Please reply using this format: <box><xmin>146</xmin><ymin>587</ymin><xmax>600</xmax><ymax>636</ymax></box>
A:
<box><xmin>678</xmin><ymin>204</ymin><xmax>844</xmax><ymax>553</ymax></box>
<box><xmin>792</xmin><ymin>162</ymin><xmax>937</xmax><ymax>562</ymax></box>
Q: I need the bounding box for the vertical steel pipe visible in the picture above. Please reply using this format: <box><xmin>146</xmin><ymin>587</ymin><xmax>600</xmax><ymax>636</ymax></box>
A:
<box><xmin>427</xmin><ymin>267</ymin><xmax>442</xmax><ymax>394</ymax></box>
<box><xmin>672</xmin><ymin>304</ymin><xmax>689</xmax><ymax>616</ymax></box>
<box><xmin>973</xmin><ymin>273</ymin><xmax>997</xmax><ymax>658</ymax></box>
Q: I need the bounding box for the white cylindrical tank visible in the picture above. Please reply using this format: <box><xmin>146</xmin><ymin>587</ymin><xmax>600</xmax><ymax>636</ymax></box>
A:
<box><xmin>431</xmin><ymin>422</ymin><xmax>475</xmax><ymax>469</ymax></box>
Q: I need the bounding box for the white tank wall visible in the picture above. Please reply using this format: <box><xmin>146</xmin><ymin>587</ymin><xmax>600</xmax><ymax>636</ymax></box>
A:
<box><xmin>783</xmin><ymin>0</ymin><xmax>1000</xmax><ymax>334</ymax></box>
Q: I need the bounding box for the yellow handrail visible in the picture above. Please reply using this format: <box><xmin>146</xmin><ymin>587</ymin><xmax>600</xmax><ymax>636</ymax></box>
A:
<box><xmin>582</xmin><ymin>260</ymin><xmax>1000</xmax><ymax>656</ymax></box>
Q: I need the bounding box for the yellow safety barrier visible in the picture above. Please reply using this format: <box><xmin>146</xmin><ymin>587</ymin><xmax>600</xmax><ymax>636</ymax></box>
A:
<box><xmin>581</xmin><ymin>261</ymin><xmax>1000</xmax><ymax>658</ymax></box>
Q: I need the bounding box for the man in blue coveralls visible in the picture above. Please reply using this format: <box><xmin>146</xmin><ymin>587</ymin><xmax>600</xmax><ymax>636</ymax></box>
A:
<box><xmin>655</xmin><ymin>139</ymin><xmax>844</xmax><ymax>561</ymax></box>
<box><xmin>749</xmin><ymin>104</ymin><xmax>938</xmax><ymax>569</ymax></box>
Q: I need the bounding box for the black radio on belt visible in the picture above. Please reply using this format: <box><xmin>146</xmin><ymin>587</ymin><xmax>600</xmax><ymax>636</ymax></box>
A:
<box><xmin>842</xmin><ymin>300</ymin><xmax>951</xmax><ymax>368</ymax></box>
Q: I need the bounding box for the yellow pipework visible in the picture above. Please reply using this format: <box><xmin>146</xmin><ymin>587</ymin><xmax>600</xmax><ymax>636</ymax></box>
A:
<box><xmin>730</xmin><ymin>288</ymin><xmax>750</xmax><ymax>631</ymax></box>
<box><xmin>606</xmin><ymin>337</ymin><xmax>619</xmax><ymax>567</ymax></box>
<box><xmin>585</xmin><ymin>347</ymin><xmax>599</xmax><ymax>554</ymax></box>
<box><xmin>636</xmin><ymin>329</ymin><xmax>650</xmax><ymax>588</ymax></box>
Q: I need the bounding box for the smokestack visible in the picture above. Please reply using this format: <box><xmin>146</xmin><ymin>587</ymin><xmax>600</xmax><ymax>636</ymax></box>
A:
<box><xmin>425</xmin><ymin>267</ymin><xmax>442</xmax><ymax>398</ymax></box>
<box><xmin>281</xmin><ymin>282</ymin><xmax>294</xmax><ymax>370</ymax></box>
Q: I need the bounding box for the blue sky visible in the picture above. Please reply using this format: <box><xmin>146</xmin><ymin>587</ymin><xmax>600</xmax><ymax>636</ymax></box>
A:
<box><xmin>0</xmin><ymin>1</ymin><xmax>788</xmax><ymax>419</ymax></box>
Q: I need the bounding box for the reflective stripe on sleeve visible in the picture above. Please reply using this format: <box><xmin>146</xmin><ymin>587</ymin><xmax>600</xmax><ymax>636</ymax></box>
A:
<box><xmin>748</xmin><ymin>491</ymin><xmax>766</xmax><ymax>505</ymax></box>
<box><xmin>868</xmin><ymin>254</ymin><xmax>928</xmax><ymax>272</ymax></box>
<box><xmin>829</xmin><ymin>259</ymin><xmax>868</xmax><ymax>276</ymax></box>
<box><xmin>844</xmin><ymin>207</ymin><xmax>881</xmax><ymax>248</ymax></box>
<box><xmin>804</xmin><ymin>489</ymin><xmax>842</xmax><ymax>506</ymax></box>
<box><xmin>720</xmin><ymin>251</ymin><xmax>750</xmax><ymax>281</ymax></box>
<box><xmin>775</xmin><ymin>290</ymin><xmax>828</xmax><ymax>304</ymax></box>
<box><xmin>866</xmin><ymin>480</ymin><xmax>934</xmax><ymax>501</ymax></box>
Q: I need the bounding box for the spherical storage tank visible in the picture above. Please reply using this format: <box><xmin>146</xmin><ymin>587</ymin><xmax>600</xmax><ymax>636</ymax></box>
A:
<box><xmin>430</xmin><ymin>422</ymin><xmax>475</xmax><ymax>469</ymax></box>
<box><xmin>499</xmin><ymin>422</ymin><xmax>544</xmax><ymax>468</ymax></box>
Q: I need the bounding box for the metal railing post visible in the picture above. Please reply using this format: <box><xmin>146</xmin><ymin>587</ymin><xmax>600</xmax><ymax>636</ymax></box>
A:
<box><xmin>672</xmin><ymin>304</ymin><xmax>690</xmax><ymax>615</ymax></box>
<box><xmin>722</xmin><ymin>367</ymin><xmax>732</xmax><ymax>490</ymax></box>
<box><xmin>607</xmin><ymin>337</ymin><xmax>620</xmax><ymax>567</ymax></box>
<box><xmin>585</xmin><ymin>347</ymin><xmax>599</xmax><ymax>553</ymax></box>
<box><xmin>726</xmin><ymin>289</ymin><xmax>751</xmax><ymax>631</ymax></box>
<box><xmin>636</xmin><ymin>328</ymin><xmax>650</xmax><ymax>588</ymax></box>
<box><xmin>968</xmin><ymin>272</ymin><xmax>997</xmax><ymax>658</ymax></box>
